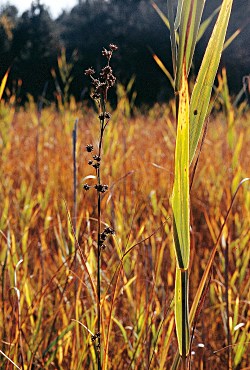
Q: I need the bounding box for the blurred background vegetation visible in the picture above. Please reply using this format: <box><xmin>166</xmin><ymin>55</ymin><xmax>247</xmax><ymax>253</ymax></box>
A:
<box><xmin>0</xmin><ymin>0</ymin><xmax>249</xmax><ymax>106</ymax></box>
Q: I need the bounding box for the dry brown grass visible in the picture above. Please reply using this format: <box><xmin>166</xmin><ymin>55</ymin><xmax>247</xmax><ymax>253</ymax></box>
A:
<box><xmin>0</xmin><ymin>102</ymin><xmax>249</xmax><ymax>369</ymax></box>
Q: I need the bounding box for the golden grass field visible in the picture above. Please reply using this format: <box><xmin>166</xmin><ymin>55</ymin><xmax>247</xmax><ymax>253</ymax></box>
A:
<box><xmin>0</xmin><ymin>98</ymin><xmax>249</xmax><ymax>369</ymax></box>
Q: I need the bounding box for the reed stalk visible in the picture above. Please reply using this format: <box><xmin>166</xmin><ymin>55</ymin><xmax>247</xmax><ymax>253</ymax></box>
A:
<box><xmin>84</xmin><ymin>44</ymin><xmax>118</xmax><ymax>369</ymax></box>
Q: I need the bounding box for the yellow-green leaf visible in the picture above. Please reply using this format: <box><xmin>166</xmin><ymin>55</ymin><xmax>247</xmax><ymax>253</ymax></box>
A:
<box><xmin>172</xmin><ymin>66</ymin><xmax>190</xmax><ymax>270</ymax></box>
<box><xmin>0</xmin><ymin>68</ymin><xmax>9</xmax><ymax>100</ymax></box>
<box><xmin>151</xmin><ymin>0</ymin><xmax>170</xmax><ymax>30</ymax></box>
<box><xmin>189</xmin><ymin>0</ymin><xmax>234</xmax><ymax>164</ymax></box>
<box><xmin>152</xmin><ymin>53</ymin><xmax>175</xmax><ymax>89</ymax></box>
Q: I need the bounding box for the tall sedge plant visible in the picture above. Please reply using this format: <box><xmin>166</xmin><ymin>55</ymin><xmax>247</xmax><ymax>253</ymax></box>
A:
<box><xmin>84</xmin><ymin>44</ymin><xmax>118</xmax><ymax>370</ymax></box>
<box><xmin>163</xmin><ymin>0</ymin><xmax>234</xmax><ymax>364</ymax></box>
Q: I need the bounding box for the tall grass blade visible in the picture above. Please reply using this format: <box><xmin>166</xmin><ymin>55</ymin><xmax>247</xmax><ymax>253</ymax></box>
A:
<box><xmin>0</xmin><ymin>68</ymin><xmax>9</xmax><ymax>100</ymax></box>
<box><xmin>189</xmin><ymin>0</ymin><xmax>234</xmax><ymax>164</ymax></box>
<box><xmin>172</xmin><ymin>65</ymin><xmax>190</xmax><ymax>270</ymax></box>
<box><xmin>172</xmin><ymin>63</ymin><xmax>190</xmax><ymax>360</ymax></box>
<box><xmin>152</xmin><ymin>53</ymin><xmax>175</xmax><ymax>89</ymax></box>
<box><xmin>151</xmin><ymin>1</ymin><xmax>170</xmax><ymax>30</ymax></box>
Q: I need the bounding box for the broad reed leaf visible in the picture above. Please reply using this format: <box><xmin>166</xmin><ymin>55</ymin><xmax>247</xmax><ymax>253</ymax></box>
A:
<box><xmin>175</xmin><ymin>0</ymin><xmax>206</xmax><ymax>92</ymax></box>
<box><xmin>175</xmin><ymin>269</ymin><xmax>190</xmax><ymax>358</ymax></box>
<box><xmin>189</xmin><ymin>0</ymin><xmax>234</xmax><ymax>164</ymax></box>
<box><xmin>172</xmin><ymin>66</ymin><xmax>190</xmax><ymax>270</ymax></box>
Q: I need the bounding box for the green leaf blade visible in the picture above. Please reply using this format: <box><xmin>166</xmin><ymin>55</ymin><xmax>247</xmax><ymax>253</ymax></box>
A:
<box><xmin>172</xmin><ymin>69</ymin><xmax>190</xmax><ymax>270</ymax></box>
<box><xmin>189</xmin><ymin>0</ymin><xmax>234</xmax><ymax>164</ymax></box>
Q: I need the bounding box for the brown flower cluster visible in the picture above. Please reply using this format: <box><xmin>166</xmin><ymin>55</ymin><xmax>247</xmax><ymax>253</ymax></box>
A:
<box><xmin>84</xmin><ymin>44</ymin><xmax>118</xmax><ymax>102</ymax></box>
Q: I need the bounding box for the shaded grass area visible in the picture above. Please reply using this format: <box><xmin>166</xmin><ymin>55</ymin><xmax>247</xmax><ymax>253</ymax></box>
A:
<box><xmin>0</xmin><ymin>103</ymin><xmax>249</xmax><ymax>369</ymax></box>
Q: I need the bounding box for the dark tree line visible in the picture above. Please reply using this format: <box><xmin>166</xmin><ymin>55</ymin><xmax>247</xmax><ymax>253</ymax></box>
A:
<box><xmin>0</xmin><ymin>0</ymin><xmax>249</xmax><ymax>106</ymax></box>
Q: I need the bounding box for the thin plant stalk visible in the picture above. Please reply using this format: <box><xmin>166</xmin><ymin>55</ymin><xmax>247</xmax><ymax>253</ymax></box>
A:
<box><xmin>84</xmin><ymin>44</ymin><xmax>118</xmax><ymax>369</ymax></box>
<box><xmin>97</xmin><ymin>98</ymin><xmax>106</xmax><ymax>369</ymax></box>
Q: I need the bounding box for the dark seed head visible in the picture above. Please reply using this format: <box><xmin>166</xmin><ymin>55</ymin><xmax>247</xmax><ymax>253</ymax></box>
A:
<box><xmin>91</xmin><ymin>332</ymin><xmax>100</xmax><ymax>342</ymax></box>
<box><xmin>85</xmin><ymin>67</ymin><xmax>95</xmax><ymax>76</ymax></box>
<box><xmin>86</xmin><ymin>144</ymin><xmax>94</xmax><ymax>152</ymax></box>
<box><xmin>104</xmin><ymin>226</ymin><xmax>115</xmax><ymax>235</ymax></box>
<box><xmin>102</xmin><ymin>48</ymin><xmax>112</xmax><ymax>59</ymax></box>
<box><xmin>94</xmin><ymin>184</ymin><xmax>108</xmax><ymax>192</ymax></box>
<box><xmin>109</xmin><ymin>44</ymin><xmax>118</xmax><ymax>51</ymax></box>
<box><xmin>100</xmin><ymin>66</ymin><xmax>112</xmax><ymax>78</ymax></box>
<box><xmin>100</xmin><ymin>232</ymin><xmax>107</xmax><ymax>242</ymax></box>
<box><xmin>92</xmin><ymin>92</ymin><xmax>100</xmax><ymax>100</ymax></box>
<box><xmin>105</xmin><ymin>112</ymin><xmax>111</xmax><ymax>120</ymax></box>
<box><xmin>83</xmin><ymin>184</ymin><xmax>90</xmax><ymax>191</ymax></box>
